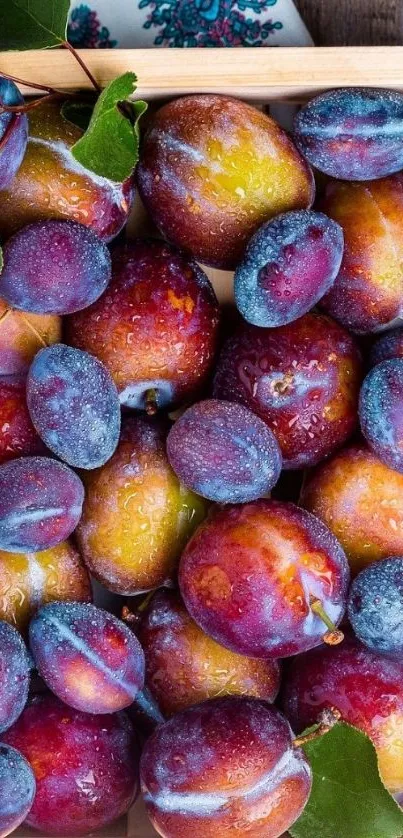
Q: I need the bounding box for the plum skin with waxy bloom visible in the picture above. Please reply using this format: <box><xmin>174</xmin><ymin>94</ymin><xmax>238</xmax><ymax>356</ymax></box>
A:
<box><xmin>1</xmin><ymin>694</ymin><xmax>139</xmax><ymax>836</ymax></box>
<box><xmin>76</xmin><ymin>415</ymin><xmax>206</xmax><ymax>595</ymax></box>
<box><xmin>179</xmin><ymin>499</ymin><xmax>349</xmax><ymax>659</ymax></box>
<box><xmin>139</xmin><ymin>589</ymin><xmax>281</xmax><ymax>717</ymax></box>
<box><xmin>0</xmin><ymin>99</ymin><xmax>133</xmax><ymax>242</ymax></box>
<box><xmin>0</xmin><ymin>540</ymin><xmax>91</xmax><ymax>635</ymax></box>
<box><xmin>294</xmin><ymin>87</ymin><xmax>403</xmax><ymax>181</ymax></box>
<box><xmin>213</xmin><ymin>312</ymin><xmax>362</xmax><ymax>469</ymax></box>
<box><xmin>29</xmin><ymin>601</ymin><xmax>145</xmax><ymax>715</ymax></box>
<box><xmin>137</xmin><ymin>94</ymin><xmax>315</xmax><ymax>270</ymax></box>
<box><xmin>140</xmin><ymin>697</ymin><xmax>312</xmax><ymax>838</ymax></box>
<box><xmin>65</xmin><ymin>239</ymin><xmax>220</xmax><ymax>412</ymax></box>
<box><xmin>301</xmin><ymin>443</ymin><xmax>403</xmax><ymax>576</ymax></box>
<box><xmin>282</xmin><ymin>634</ymin><xmax>403</xmax><ymax>800</ymax></box>
<box><xmin>320</xmin><ymin>175</ymin><xmax>403</xmax><ymax>333</ymax></box>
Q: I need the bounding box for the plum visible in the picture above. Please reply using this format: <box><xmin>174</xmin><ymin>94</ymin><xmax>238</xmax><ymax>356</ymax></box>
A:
<box><xmin>294</xmin><ymin>87</ymin><xmax>403</xmax><ymax>181</ymax></box>
<box><xmin>0</xmin><ymin>376</ymin><xmax>44</xmax><ymax>464</ymax></box>
<box><xmin>0</xmin><ymin>77</ymin><xmax>28</xmax><ymax>191</ymax></box>
<box><xmin>30</xmin><ymin>601</ymin><xmax>145</xmax><ymax>714</ymax></box>
<box><xmin>27</xmin><ymin>344</ymin><xmax>121</xmax><ymax>470</ymax></box>
<box><xmin>0</xmin><ymin>540</ymin><xmax>91</xmax><ymax>634</ymax></box>
<box><xmin>0</xmin><ymin>99</ymin><xmax>133</xmax><ymax>241</ymax></box>
<box><xmin>370</xmin><ymin>327</ymin><xmax>403</xmax><ymax>367</ymax></box>
<box><xmin>359</xmin><ymin>359</ymin><xmax>403</xmax><ymax>473</ymax></box>
<box><xmin>137</xmin><ymin>94</ymin><xmax>314</xmax><ymax>269</ymax></box>
<box><xmin>65</xmin><ymin>239</ymin><xmax>220</xmax><ymax>412</ymax></box>
<box><xmin>213</xmin><ymin>312</ymin><xmax>362</xmax><ymax>469</ymax></box>
<box><xmin>140</xmin><ymin>696</ymin><xmax>312</xmax><ymax>838</ymax></box>
<box><xmin>282</xmin><ymin>635</ymin><xmax>403</xmax><ymax>800</ymax></box>
<box><xmin>320</xmin><ymin>176</ymin><xmax>403</xmax><ymax>332</ymax></box>
<box><xmin>76</xmin><ymin>415</ymin><xmax>206</xmax><ymax>594</ymax></box>
<box><xmin>179</xmin><ymin>499</ymin><xmax>349</xmax><ymax>659</ymax></box>
<box><xmin>0</xmin><ymin>456</ymin><xmax>84</xmax><ymax>552</ymax></box>
<box><xmin>234</xmin><ymin>210</ymin><xmax>344</xmax><ymax>327</ymax></box>
<box><xmin>166</xmin><ymin>399</ymin><xmax>282</xmax><ymax>503</ymax></box>
<box><xmin>2</xmin><ymin>694</ymin><xmax>139</xmax><ymax>836</ymax></box>
<box><xmin>0</xmin><ymin>621</ymin><xmax>30</xmax><ymax>733</ymax></box>
<box><xmin>0</xmin><ymin>220</ymin><xmax>111</xmax><ymax>314</ymax></box>
<box><xmin>301</xmin><ymin>444</ymin><xmax>403</xmax><ymax>575</ymax></box>
<box><xmin>139</xmin><ymin>589</ymin><xmax>281</xmax><ymax>717</ymax></box>
<box><xmin>348</xmin><ymin>557</ymin><xmax>403</xmax><ymax>655</ymax></box>
<box><xmin>0</xmin><ymin>744</ymin><xmax>35</xmax><ymax>838</ymax></box>
<box><xmin>0</xmin><ymin>298</ymin><xmax>61</xmax><ymax>376</ymax></box>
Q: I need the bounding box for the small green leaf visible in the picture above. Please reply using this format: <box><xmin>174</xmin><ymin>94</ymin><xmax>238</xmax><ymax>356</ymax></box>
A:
<box><xmin>0</xmin><ymin>0</ymin><xmax>70</xmax><ymax>50</ymax></box>
<box><xmin>71</xmin><ymin>72</ymin><xmax>147</xmax><ymax>182</ymax></box>
<box><xmin>290</xmin><ymin>723</ymin><xmax>403</xmax><ymax>838</ymax></box>
<box><xmin>61</xmin><ymin>100</ymin><xmax>96</xmax><ymax>133</ymax></box>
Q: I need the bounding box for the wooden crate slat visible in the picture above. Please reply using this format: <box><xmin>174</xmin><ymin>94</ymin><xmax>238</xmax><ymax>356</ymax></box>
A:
<box><xmin>2</xmin><ymin>47</ymin><xmax>403</xmax><ymax>101</ymax></box>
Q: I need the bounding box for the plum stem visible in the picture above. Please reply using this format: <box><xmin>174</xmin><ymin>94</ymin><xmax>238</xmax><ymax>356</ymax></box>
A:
<box><xmin>63</xmin><ymin>42</ymin><xmax>101</xmax><ymax>94</ymax></box>
<box><xmin>310</xmin><ymin>596</ymin><xmax>344</xmax><ymax>646</ymax></box>
<box><xmin>0</xmin><ymin>72</ymin><xmax>61</xmax><ymax>94</ymax></box>
<box><xmin>121</xmin><ymin>592</ymin><xmax>155</xmax><ymax>628</ymax></box>
<box><xmin>293</xmin><ymin>708</ymin><xmax>341</xmax><ymax>749</ymax></box>
<box><xmin>0</xmin><ymin>91</ymin><xmax>68</xmax><ymax>116</ymax></box>
<box><xmin>144</xmin><ymin>388</ymin><xmax>158</xmax><ymax>416</ymax></box>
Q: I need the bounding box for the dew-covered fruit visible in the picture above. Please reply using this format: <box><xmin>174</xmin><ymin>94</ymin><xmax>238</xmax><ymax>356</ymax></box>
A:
<box><xmin>179</xmin><ymin>499</ymin><xmax>349</xmax><ymax>659</ymax></box>
<box><xmin>0</xmin><ymin>744</ymin><xmax>35</xmax><ymax>838</ymax></box>
<box><xmin>65</xmin><ymin>239</ymin><xmax>220</xmax><ymax>412</ymax></box>
<box><xmin>139</xmin><ymin>589</ymin><xmax>281</xmax><ymax>717</ymax></box>
<box><xmin>76</xmin><ymin>415</ymin><xmax>206</xmax><ymax>594</ymax></box>
<box><xmin>369</xmin><ymin>327</ymin><xmax>403</xmax><ymax>367</ymax></box>
<box><xmin>137</xmin><ymin>94</ymin><xmax>314</xmax><ymax>269</ymax></box>
<box><xmin>282</xmin><ymin>634</ymin><xmax>403</xmax><ymax>799</ymax></box>
<box><xmin>0</xmin><ymin>298</ymin><xmax>61</xmax><ymax>376</ymax></box>
<box><xmin>0</xmin><ymin>376</ymin><xmax>44</xmax><ymax>464</ymax></box>
<box><xmin>0</xmin><ymin>220</ymin><xmax>112</xmax><ymax>315</ymax></box>
<box><xmin>213</xmin><ymin>313</ymin><xmax>362</xmax><ymax>469</ymax></box>
<box><xmin>27</xmin><ymin>344</ymin><xmax>121</xmax><ymax>470</ymax></box>
<box><xmin>0</xmin><ymin>456</ymin><xmax>84</xmax><ymax>552</ymax></box>
<box><xmin>0</xmin><ymin>77</ymin><xmax>28</xmax><ymax>192</ymax></box>
<box><xmin>348</xmin><ymin>557</ymin><xmax>403</xmax><ymax>655</ymax></box>
<box><xmin>0</xmin><ymin>541</ymin><xmax>91</xmax><ymax>634</ymax></box>
<box><xmin>301</xmin><ymin>444</ymin><xmax>403</xmax><ymax>575</ymax></box>
<box><xmin>166</xmin><ymin>399</ymin><xmax>282</xmax><ymax>503</ymax></box>
<box><xmin>30</xmin><ymin>601</ymin><xmax>145</xmax><ymax>714</ymax></box>
<box><xmin>359</xmin><ymin>359</ymin><xmax>403</xmax><ymax>473</ymax></box>
<box><xmin>1</xmin><ymin>694</ymin><xmax>139</xmax><ymax>836</ymax></box>
<box><xmin>234</xmin><ymin>210</ymin><xmax>344</xmax><ymax>327</ymax></box>
<box><xmin>0</xmin><ymin>621</ymin><xmax>30</xmax><ymax>733</ymax></box>
<box><xmin>0</xmin><ymin>99</ymin><xmax>133</xmax><ymax>242</ymax></box>
<box><xmin>141</xmin><ymin>696</ymin><xmax>311</xmax><ymax>838</ymax></box>
<box><xmin>294</xmin><ymin>88</ymin><xmax>403</xmax><ymax>181</ymax></box>
<box><xmin>320</xmin><ymin>176</ymin><xmax>403</xmax><ymax>332</ymax></box>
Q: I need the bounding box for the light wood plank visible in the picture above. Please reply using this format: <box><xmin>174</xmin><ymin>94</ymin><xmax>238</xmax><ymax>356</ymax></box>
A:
<box><xmin>2</xmin><ymin>47</ymin><xmax>403</xmax><ymax>102</ymax></box>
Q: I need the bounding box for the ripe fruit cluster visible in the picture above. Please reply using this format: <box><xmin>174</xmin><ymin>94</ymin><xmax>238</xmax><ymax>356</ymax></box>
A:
<box><xmin>1</xmin><ymin>79</ymin><xmax>403</xmax><ymax>838</ymax></box>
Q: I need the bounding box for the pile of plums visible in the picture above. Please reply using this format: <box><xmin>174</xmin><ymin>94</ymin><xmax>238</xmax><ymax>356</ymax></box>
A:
<box><xmin>2</xmin><ymin>77</ymin><xmax>403</xmax><ymax>838</ymax></box>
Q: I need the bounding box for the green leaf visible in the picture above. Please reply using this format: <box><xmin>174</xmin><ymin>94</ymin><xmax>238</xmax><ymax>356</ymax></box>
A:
<box><xmin>71</xmin><ymin>72</ymin><xmax>147</xmax><ymax>182</ymax></box>
<box><xmin>60</xmin><ymin>100</ymin><xmax>96</xmax><ymax>133</ymax></box>
<box><xmin>290</xmin><ymin>723</ymin><xmax>403</xmax><ymax>838</ymax></box>
<box><xmin>0</xmin><ymin>0</ymin><xmax>70</xmax><ymax>50</ymax></box>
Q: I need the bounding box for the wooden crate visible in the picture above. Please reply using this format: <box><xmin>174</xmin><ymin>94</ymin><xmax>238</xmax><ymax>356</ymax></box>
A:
<box><xmin>2</xmin><ymin>45</ymin><xmax>402</xmax><ymax>838</ymax></box>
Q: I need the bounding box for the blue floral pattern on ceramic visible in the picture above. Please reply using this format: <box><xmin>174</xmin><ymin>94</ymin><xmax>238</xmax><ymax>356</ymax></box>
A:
<box><xmin>140</xmin><ymin>0</ymin><xmax>283</xmax><ymax>46</ymax></box>
<box><xmin>68</xmin><ymin>5</ymin><xmax>118</xmax><ymax>47</ymax></box>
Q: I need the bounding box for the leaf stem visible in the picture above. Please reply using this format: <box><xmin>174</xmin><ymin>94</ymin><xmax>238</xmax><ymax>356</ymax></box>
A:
<box><xmin>310</xmin><ymin>596</ymin><xmax>344</xmax><ymax>646</ymax></box>
<box><xmin>0</xmin><ymin>72</ymin><xmax>58</xmax><ymax>94</ymax></box>
<box><xmin>63</xmin><ymin>42</ymin><xmax>100</xmax><ymax>93</ymax></box>
<box><xmin>293</xmin><ymin>708</ymin><xmax>341</xmax><ymax>749</ymax></box>
<box><xmin>0</xmin><ymin>91</ymin><xmax>66</xmax><ymax>115</ymax></box>
<box><xmin>0</xmin><ymin>112</ymin><xmax>18</xmax><ymax>152</ymax></box>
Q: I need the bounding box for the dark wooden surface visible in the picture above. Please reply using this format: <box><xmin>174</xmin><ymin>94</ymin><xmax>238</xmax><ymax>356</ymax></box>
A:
<box><xmin>294</xmin><ymin>0</ymin><xmax>403</xmax><ymax>45</ymax></box>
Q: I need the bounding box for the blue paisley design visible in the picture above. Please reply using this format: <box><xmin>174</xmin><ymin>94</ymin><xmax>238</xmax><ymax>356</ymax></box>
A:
<box><xmin>68</xmin><ymin>5</ymin><xmax>117</xmax><ymax>48</ymax></box>
<box><xmin>139</xmin><ymin>0</ymin><xmax>283</xmax><ymax>47</ymax></box>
